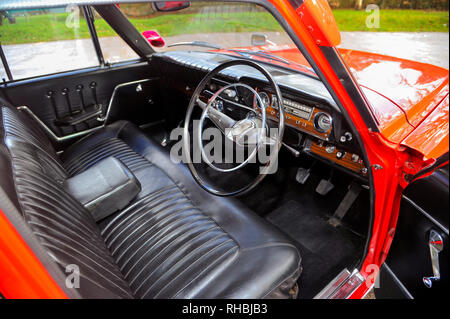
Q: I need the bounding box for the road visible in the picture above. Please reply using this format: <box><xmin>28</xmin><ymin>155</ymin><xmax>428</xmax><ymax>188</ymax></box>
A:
<box><xmin>339</xmin><ymin>32</ymin><xmax>449</xmax><ymax>69</ymax></box>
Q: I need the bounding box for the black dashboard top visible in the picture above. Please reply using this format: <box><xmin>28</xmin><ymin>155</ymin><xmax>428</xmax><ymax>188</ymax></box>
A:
<box><xmin>155</xmin><ymin>51</ymin><xmax>339</xmax><ymax>113</ymax></box>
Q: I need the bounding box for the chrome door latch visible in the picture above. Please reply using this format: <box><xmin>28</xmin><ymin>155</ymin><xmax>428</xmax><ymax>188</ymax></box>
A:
<box><xmin>423</xmin><ymin>230</ymin><xmax>444</xmax><ymax>288</ymax></box>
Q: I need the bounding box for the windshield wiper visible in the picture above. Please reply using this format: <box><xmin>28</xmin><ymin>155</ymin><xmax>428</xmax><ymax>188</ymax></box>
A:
<box><xmin>167</xmin><ymin>41</ymin><xmax>222</xmax><ymax>50</ymax></box>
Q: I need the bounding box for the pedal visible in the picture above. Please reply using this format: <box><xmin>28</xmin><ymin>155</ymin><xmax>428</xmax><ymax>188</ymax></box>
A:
<box><xmin>328</xmin><ymin>181</ymin><xmax>362</xmax><ymax>227</ymax></box>
<box><xmin>315</xmin><ymin>179</ymin><xmax>334</xmax><ymax>195</ymax></box>
<box><xmin>295</xmin><ymin>167</ymin><xmax>311</xmax><ymax>184</ymax></box>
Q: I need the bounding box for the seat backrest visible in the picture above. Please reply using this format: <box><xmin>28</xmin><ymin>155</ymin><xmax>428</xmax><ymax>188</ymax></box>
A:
<box><xmin>0</xmin><ymin>100</ymin><xmax>133</xmax><ymax>298</ymax></box>
<box><xmin>1</xmin><ymin>103</ymin><xmax>57</xmax><ymax>158</ymax></box>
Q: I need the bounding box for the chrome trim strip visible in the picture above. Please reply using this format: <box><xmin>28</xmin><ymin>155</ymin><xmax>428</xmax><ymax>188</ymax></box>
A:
<box><xmin>314</xmin><ymin>268</ymin><xmax>351</xmax><ymax>299</ymax></box>
<box><xmin>17</xmin><ymin>106</ymin><xmax>103</xmax><ymax>143</ymax></box>
<box><xmin>331</xmin><ymin>269</ymin><xmax>365</xmax><ymax>299</ymax></box>
<box><xmin>16</xmin><ymin>78</ymin><xmax>151</xmax><ymax>144</ymax></box>
<box><xmin>402</xmin><ymin>195</ymin><xmax>449</xmax><ymax>235</ymax></box>
<box><xmin>101</xmin><ymin>79</ymin><xmax>151</xmax><ymax>124</ymax></box>
<box><xmin>383</xmin><ymin>263</ymin><xmax>414</xmax><ymax>299</ymax></box>
<box><xmin>314</xmin><ymin>268</ymin><xmax>365</xmax><ymax>299</ymax></box>
<box><xmin>0</xmin><ymin>1</ymin><xmax>142</xmax><ymax>10</ymax></box>
<box><xmin>2</xmin><ymin>59</ymin><xmax>145</xmax><ymax>87</ymax></box>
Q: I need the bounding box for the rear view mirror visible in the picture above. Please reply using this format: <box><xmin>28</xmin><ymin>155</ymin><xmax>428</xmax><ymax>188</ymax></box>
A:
<box><xmin>142</xmin><ymin>30</ymin><xmax>166</xmax><ymax>47</ymax></box>
<box><xmin>251</xmin><ymin>33</ymin><xmax>267</xmax><ymax>46</ymax></box>
<box><xmin>151</xmin><ymin>1</ymin><xmax>191</xmax><ymax>12</ymax></box>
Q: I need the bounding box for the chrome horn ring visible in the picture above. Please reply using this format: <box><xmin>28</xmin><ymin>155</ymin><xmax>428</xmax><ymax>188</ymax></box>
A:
<box><xmin>197</xmin><ymin>82</ymin><xmax>267</xmax><ymax>173</ymax></box>
<box><xmin>183</xmin><ymin>59</ymin><xmax>285</xmax><ymax>197</ymax></box>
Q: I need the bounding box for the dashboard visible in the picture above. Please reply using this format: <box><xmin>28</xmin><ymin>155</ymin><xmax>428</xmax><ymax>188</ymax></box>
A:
<box><xmin>155</xmin><ymin>51</ymin><xmax>368</xmax><ymax>179</ymax></box>
<box><xmin>256</xmin><ymin>90</ymin><xmax>333</xmax><ymax>140</ymax></box>
<box><xmin>205</xmin><ymin>80</ymin><xmax>367</xmax><ymax>179</ymax></box>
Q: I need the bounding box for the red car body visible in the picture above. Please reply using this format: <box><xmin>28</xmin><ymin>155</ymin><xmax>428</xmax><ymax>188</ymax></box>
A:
<box><xmin>0</xmin><ymin>0</ymin><xmax>448</xmax><ymax>299</ymax></box>
<box><xmin>223</xmin><ymin>44</ymin><xmax>449</xmax><ymax>157</ymax></box>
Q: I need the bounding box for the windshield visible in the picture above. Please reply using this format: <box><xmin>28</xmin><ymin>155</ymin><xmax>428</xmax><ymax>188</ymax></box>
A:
<box><xmin>115</xmin><ymin>1</ymin><xmax>315</xmax><ymax>75</ymax></box>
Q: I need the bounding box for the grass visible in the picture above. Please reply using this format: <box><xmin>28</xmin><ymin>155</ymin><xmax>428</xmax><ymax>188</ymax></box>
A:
<box><xmin>0</xmin><ymin>9</ymin><xmax>448</xmax><ymax>45</ymax></box>
<box><xmin>333</xmin><ymin>9</ymin><xmax>449</xmax><ymax>32</ymax></box>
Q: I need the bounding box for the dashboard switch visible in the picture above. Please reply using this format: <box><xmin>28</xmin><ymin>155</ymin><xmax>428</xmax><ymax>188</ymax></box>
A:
<box><xmin>325</xmin><ymin>145</ymin><xmax>335</xmax><ymax>154</ymax></box>
<box><xmin>340</xmin><ymin>132</ymin><xmax>353</xmax><ymax>143</ymax></box>
<box><xmin>336</xmin><ymin>151</ymin><xmax>345</xmax><ymax>159</ymax></box>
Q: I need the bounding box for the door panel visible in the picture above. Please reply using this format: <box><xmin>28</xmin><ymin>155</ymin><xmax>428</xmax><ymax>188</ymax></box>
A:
<box><xmin>104</xmin><ymin>77</ymin><xmax>162</xmax><ymax>126</ymax></box>
<box><xmin>1</xmin><ymin>61</ymin><xmax>160</xmax><ymax>147</ymax></box>
<box><xmin>375</xmin><ymin>166</ymin><xmax>449</xmax><ymax>299</ymax></box>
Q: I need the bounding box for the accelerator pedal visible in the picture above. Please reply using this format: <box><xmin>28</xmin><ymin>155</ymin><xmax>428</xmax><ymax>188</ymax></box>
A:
<box><xmin>329</xmin><ymin>181</ymin><xmax>362</xmax><ymax>227</ymax></box>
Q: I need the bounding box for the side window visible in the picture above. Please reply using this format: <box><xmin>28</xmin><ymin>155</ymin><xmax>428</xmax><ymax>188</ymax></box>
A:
<box><xmin>0</xmin><ymin>6</ymin><xmax>99</xmax><ymax>81</ymax></box>
<box><xmin>0</xmin><ymin>64</ymin><xmax>7</xmax><ymax>81</ymax></box>
<box><xmin>92</xmin><ymin>8</ymin><xmax>140</xmax><ymax>64</ymax></box>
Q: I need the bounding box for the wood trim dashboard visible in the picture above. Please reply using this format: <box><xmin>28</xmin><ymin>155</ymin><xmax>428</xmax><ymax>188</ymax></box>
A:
<box><xmin>306</xmin><ymin>139</ymin><xmax>367</xmax><ymax>176</ymax></box>
<box><xmin>201</xmin><ymin>80</ymin><xmax>366</xmax><ymax>178</ymax></box>
<box><xmin>253</xmin><ymin>90</ymin><xmax>367</xmax><ymax>177</ymax></box>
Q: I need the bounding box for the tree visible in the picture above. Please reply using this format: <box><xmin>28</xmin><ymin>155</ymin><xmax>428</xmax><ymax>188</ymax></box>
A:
<box><xmin>355</xmin><ymin>0</ymin><xmax>364</xmax><ymax>10</ymax></box>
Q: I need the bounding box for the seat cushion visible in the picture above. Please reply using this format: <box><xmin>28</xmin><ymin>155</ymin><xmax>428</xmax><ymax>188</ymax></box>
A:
<box><xmin>1</xmin><ymin>107</ymin><xmax>134</xmax><ymax>299</ymax></box>
<box><xmin>61</xmin><ymin>121</ymin><xmax>302</xmax><ymax>298</ymax></box>
<box><xmin>1</xmin><ymin>99</ymin><xmax>301</xmax><ymax>299</ymax></box>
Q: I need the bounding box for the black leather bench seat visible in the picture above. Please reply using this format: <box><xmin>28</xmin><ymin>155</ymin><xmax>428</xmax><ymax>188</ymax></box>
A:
<box><xmin>0</xmin><ymin>102</ymin><xmax>301</xmax><ymax>299</ymax></box>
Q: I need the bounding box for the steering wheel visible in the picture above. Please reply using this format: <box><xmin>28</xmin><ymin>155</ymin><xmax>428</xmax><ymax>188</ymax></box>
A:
<box><xmin>183</xmin><ymin>60</ymin><xmax>285</xmax><ymax>196</ymax></box>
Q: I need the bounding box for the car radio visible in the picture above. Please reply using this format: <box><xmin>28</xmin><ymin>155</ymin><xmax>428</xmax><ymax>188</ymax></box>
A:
<box><xmin>272</xmin><ymin>96</ymin><xmax>314</xmax><ymax>121</ymax></box>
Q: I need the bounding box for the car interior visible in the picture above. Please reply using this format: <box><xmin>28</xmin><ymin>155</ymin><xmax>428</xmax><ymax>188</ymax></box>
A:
<box><xmin>0</xmin><ymin>3</ymin><xmax>372</xmax><ymax>299</ymax></box>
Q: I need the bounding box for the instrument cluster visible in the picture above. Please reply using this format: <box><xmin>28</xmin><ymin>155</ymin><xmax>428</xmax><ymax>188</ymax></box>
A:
<box><xmin>256</xmin><ymin>90</ymin><xmax>333</xmax><ymax>140</ymax></box>
<box><xmin>256</xmin><ymin>90</ymin><xmax>366</xmax><ymax>177</ymax></box>
<box><xmin>204</xmin><ymin>81</ymin><xmax>367</xmax><ymax>178</ymax></box>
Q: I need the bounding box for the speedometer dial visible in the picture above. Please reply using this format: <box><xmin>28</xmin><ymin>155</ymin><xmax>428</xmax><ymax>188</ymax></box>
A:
<box><xmin>313</xmin><ymin>112</ymin><xmax>332</xmax><ymax>133</ymax></box>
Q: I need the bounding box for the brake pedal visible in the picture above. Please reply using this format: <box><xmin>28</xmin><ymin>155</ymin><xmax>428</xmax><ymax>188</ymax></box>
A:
<box><xmin>315</xmin><ymin>179</ymin><xmax>334</xmax><ymax>195</ymax></box>
<box><xmin>295</xmin><ymin>161</ymin><xmax>316</xmax><ymax>185</ymax></box>
<box><xmin>295</xmin><ymin>167</ymin><xmax>311</xmax><ymax>184</ymax></box>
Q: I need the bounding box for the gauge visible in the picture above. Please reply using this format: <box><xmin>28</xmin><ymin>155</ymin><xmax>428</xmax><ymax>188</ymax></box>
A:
<box><xmin>258</xmin><ymin>92</ymin><xmax>270</xmax><ymax>109</ymax></box>
<box><xmin>313</xmin><ymin>112</ymin><xmax>332</xmax><ymax>133</ymax></box>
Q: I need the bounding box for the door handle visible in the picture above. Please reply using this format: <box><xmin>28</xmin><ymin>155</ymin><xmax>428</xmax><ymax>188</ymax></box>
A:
<box><xmin>423</xmin><ymin>230</ymin><xmax>444</xmax><ymax>288</ymax></box>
